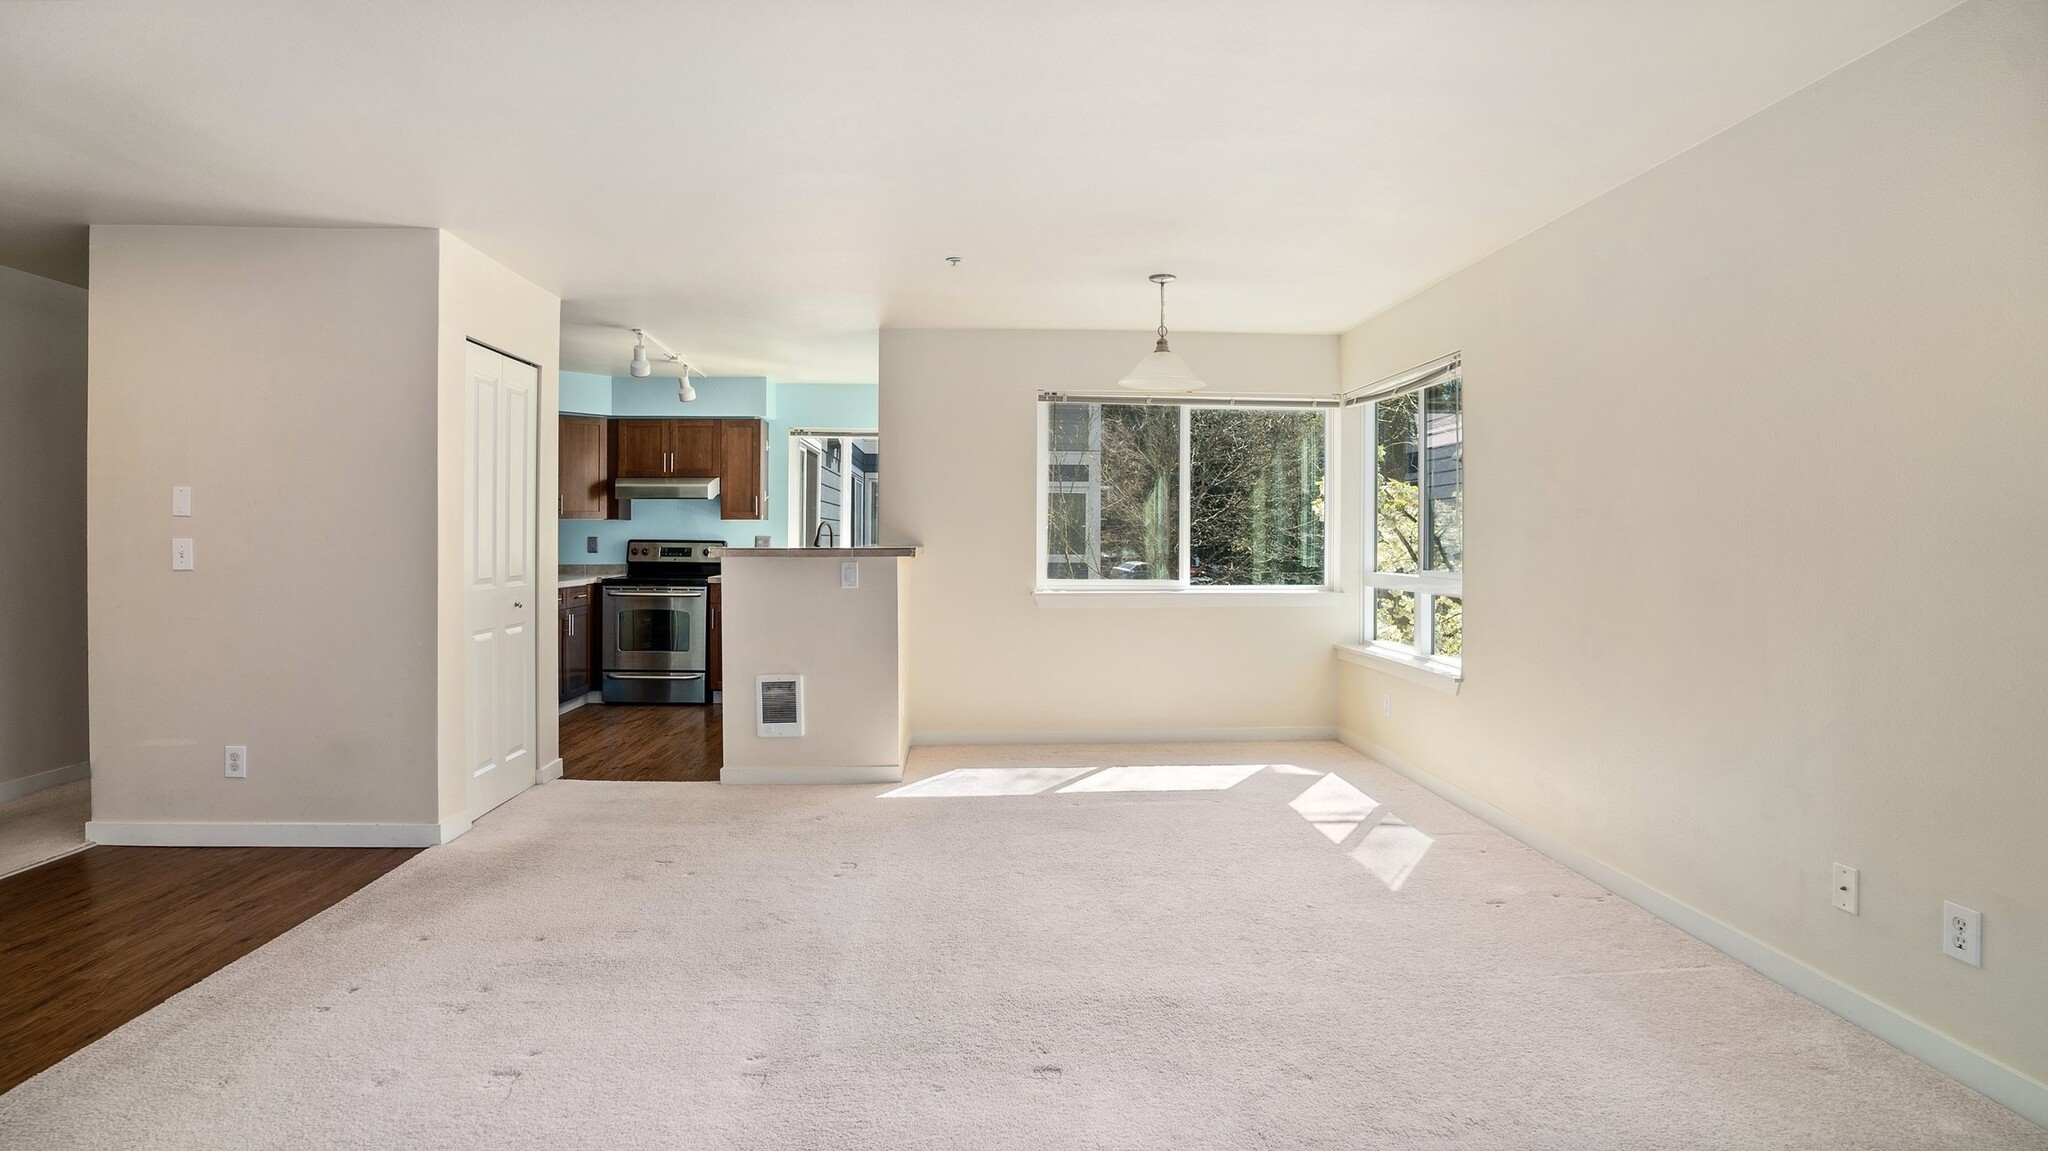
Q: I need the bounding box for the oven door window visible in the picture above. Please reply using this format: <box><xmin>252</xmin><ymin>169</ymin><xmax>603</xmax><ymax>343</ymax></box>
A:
<box><xmin>616</xmin><ymin>606</ymin><xmax>694</xmax><ymax>653</ymax></box>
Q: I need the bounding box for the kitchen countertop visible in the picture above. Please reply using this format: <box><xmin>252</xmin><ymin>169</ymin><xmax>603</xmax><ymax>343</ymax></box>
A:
<box><xmin>720</xmin><ymin>546</ymin><xmax>922</xmax><ymax>558</ymax></box>
<box><xmin>558</xmin><ymin>567</ymin><xmax>721</xmax><ymax>588</ymax></box>
<box><xmin>558</xmin><ymin>565</ymin><xmax>624</xmax><ymax>588</ymax></box>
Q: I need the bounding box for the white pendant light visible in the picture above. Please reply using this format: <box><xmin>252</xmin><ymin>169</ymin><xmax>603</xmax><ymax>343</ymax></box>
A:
<box><xmin>1119</xmin><ymin>273</ymin><xmax>1205</xmax><ymax>392</ymax></box>
<box><xmin>677</xmin><ymin>376</ymin><xmax>697</xmax><ymax>403</ymax></box>
<box><xmin>628</xmin><ymin>330</ymin><xmax>652</xmax><ymax>378</ymax></box>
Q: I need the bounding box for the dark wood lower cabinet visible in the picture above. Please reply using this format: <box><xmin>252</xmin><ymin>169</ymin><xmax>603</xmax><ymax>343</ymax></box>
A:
<box><xmin>560</xmin><ymin>584</ymin><xmax>594</xmax><ymax>702</ymax></box>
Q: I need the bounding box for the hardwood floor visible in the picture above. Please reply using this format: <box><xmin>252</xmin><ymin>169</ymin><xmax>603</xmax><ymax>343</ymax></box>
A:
<box><xmin>560</xmin><ymin>701</ymin><xmax>723</xmax><ymax>782</ymax></box>
<box><xmin>0</xmin><ymin>702</ymin><xmax>712</xmax><ymax>1097</ymax></box>
<box><xmin>0</xmin><ymin>844</ymin><xmax>416</xmax><ymax>1094</ymax></box>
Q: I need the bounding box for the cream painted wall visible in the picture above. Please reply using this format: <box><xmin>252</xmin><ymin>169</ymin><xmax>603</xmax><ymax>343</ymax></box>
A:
<box><xmin>1338</xmin><ymin>0</ymin><xmax>2047</xmax><ymax>1088</ymax></box>
<box><xmin>0</xmin><ymin>265</ymin><xmax>88</xmax><ymax>793</ymax></box>
<box><xmin>433</xmin><ymin>233</ymin><xmax>561</xmax><ymax>826</ymax></box>
<box><xmin>880</xmin><ymin>329</ymin><xmax>1348</xmax><ymax>740</ymax></box>
<box><xmin>720</xmin><ymin>555</ymin><xmax>908</xmax><ymax>778</ymax></box>
<box><xmin>87</xmin><ymin>227</ymin><xmax>443</xmax><ymax>830</ymax></box>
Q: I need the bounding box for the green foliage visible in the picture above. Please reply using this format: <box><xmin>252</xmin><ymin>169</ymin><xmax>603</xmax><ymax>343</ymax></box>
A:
<box><xmin>1045</xmin><ymin>404</ymin><xmax>1326</xmax><ymax>584</ymax></box>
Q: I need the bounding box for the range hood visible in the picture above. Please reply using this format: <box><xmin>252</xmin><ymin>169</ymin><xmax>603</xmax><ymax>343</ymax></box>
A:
<box><xmin>613</xmin><ymin>476</ymin><xmax>721</xmax><ymax>501</ymax></box>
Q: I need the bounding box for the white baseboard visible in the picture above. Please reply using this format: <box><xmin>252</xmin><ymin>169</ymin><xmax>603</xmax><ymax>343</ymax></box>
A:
<box><xmin>86</xmin><ymin>820</ymin><xmax>453</xmax><ymax>848</ymax></box>
<box><xmin>558</xmin><ymin>698</ymin><xmax>584</xmax><ymax>716</ymax></box>
<box><xmin>719</xmin><ymin>764</ymin><xmax>903</xmax><ymax>785</ymax></box>
<box><xmin>436</xmin><ymin>816</ymin><xmax>472</xmax><ymax>844</ymax></box>
<box><xmin>537</xmin><ymin>757</ymin><xmax>565</xmax><ymax>784</ymax></box>
<box><xmin>0</xmin><ymin>760</ymin><xmax>90</xmax><ymax>804</ymax></box>
<box><xmin>1336</xmin><ymin>730</ymin><xmax>2048</xmax><ymax>1132</ymax></box>
<box><xmin>909</xmin><ymin>725</ymin><xmax>1338</xmax><ymax>748</ymax></box>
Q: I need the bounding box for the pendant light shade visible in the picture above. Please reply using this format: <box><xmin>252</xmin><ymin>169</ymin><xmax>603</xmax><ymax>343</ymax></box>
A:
<box><xmin>629</xmin><ymin>332</ymin><xmax>652</xmax><ymax>378</ymax></box>
<box><xmin>1119</xmin><ymin>274</ymin><xmax>1205</xmax><ymax>392</ymax></box>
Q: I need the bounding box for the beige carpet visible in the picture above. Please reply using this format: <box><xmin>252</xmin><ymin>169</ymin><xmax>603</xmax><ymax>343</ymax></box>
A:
<box><xmin>0</xmin><ymin>742</ymin><xmax>2040</xmax><ymax>1149</ymax></box>
<box><xmin>0</xmin><ymin>779</ymin><xmax>89</xmax><ymax>879</ymax></box>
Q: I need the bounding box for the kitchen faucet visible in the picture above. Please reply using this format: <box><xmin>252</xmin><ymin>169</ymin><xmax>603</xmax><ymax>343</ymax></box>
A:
<box><xmin>812</xmin><ymin>522</ymin><xmax>838</xmax><ymax>547</ymax></box>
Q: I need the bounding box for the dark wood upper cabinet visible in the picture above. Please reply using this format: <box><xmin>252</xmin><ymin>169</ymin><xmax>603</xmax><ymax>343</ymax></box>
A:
<box><xmin>717</xmin><ymin>418</ymin><xmax>768</xmax><ymax>521</ymax></box>
<box><xmin>595</xmin><ymin>415</ymin><xmax>769</xmax><ymax>520</ymax></box>
<box><xmin>611</xmin><ymin>419</ymin><xmax>671</xmax><ymax>478</ymax></box>
<box><xmin>558</xmin><ymin>415</ymin><xmax>611</xmax><ymax>520</ymax></box>
<box><xmin>672</xmin><ymin>420</ymin><xmax>721</xmax><ymax>477</ymax></box>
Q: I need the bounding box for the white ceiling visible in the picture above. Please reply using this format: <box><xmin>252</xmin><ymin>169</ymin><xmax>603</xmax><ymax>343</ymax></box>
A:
<box><xmin>0</xmin><ymin>0</ymin><xmax>1957</xmax><ymax>380</ymax></box>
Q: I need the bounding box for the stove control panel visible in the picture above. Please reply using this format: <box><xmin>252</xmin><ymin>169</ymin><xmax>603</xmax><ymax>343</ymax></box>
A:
<box><xmin>627</xmin><ymin>540</ymin><xmax>725</xmax><ymax>565</ymax></box>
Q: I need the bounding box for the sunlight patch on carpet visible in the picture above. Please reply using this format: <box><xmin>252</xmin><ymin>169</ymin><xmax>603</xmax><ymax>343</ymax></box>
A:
<box><xmin>1287</xmin><ymin>773</ymin><xmax>1380</xmax><ymax>844</ymax></box>
<box><xmin>878</xmin><ymin>767</ymin><xmax>1095</xmax><ymax>798</ymax></box>
<box><xmin>1353</xmin><ymin>819</ymin><xmax>1433</xmax><ymax>890</ymax></box>
<box><xmin>1055</xmin><ymin>764</ymin><xmax>1265</xmax><ymax>793</ymax></box>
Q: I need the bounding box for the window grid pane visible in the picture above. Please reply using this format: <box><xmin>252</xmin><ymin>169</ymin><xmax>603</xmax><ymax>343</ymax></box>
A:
<box><xmin>1368</xmin><ymin>373</ymin><xmax>1463</xmax><ymax>663</ymax></box>
<box><xmin>1044</xmin><ymin>403</ymin><xmax>1180</xmax><ymax>582</ymax></box>
<box><xmin>1189</xmin><ymin>408</ymin><xmax>1328</xmax><ymax>586</ymax></box>
<box><xmin>1422</xmin><ymin>377</ymin><xmax>1463</xmax><ymax>574</ymax></box>
<box><xmin>1374</xmin><ymin>589</ymin><xmax>1417</xmax><ymax>647</ymax></box>
<box><xmin>1375</xmin><ymin>393</ymin><xmax>1421</xmax><ymax>575</ymax></box>
<box><xmin>1431</xmin><ymin>595</ymin><xmax>1463</xmax><ymax>660</ymax></box>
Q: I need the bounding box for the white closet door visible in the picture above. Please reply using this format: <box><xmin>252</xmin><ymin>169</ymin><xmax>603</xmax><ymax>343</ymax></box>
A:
<box><xmin>465</xmin><ymin>341</ymin><xmax>539</xmax><ymax>821</ymax></box>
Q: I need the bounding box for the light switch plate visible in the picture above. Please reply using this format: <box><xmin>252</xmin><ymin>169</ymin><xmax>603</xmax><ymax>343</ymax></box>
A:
<box><xmin>171</xmin><ymin>486</ymin><xmax>192</xmax><ymax>517</ymax></box>
<box><xmin>171</xmin><ymin>538</ymin><xmax>195</xmax><ymax>570</ymax></box>
<box><xmin>841</xmin><ymin>561</ymin><xmax>859</xmax><ymax>588</ymax></box>
<box><xmin>754</xmin><ymin>535</ymin><xmax>772</xmax><ymax>548</ymax></box>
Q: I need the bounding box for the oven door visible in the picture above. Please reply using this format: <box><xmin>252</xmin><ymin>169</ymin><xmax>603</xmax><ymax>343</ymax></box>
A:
<box><xmin>601</xmin><ymin>586</ymin><xmax>709</xmax><ymax>672</ymax></box>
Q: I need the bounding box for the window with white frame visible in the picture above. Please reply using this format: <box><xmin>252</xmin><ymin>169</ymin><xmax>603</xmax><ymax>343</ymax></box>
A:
<box><xmin>1366</xmin><ymin>366</ymin><xmax>1462</xmax><ymax>665</ymax></box>
<box><xmin>1038</xmin><ymin>398</ymin><xmax>1330</xmax><ymax>589</ymax></box>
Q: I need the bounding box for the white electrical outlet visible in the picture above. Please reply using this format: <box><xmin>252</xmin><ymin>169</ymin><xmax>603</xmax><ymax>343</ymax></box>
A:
<box><xmin>1381</xmin><ymin>692</ymin><xmax>1393</xmax><ymax>718</ymax></box>
<box><xmin>171</xmin><ymin>486</ymin><xmax>193</xmax><ymax>517</ymax></box>
<box><xmin>1942</xmin><ymin>901</ymin><xmax>1981</xmax><ymax>967</ymax></box>
<box><xmin>172</xmin><ymin>538</ymin><xmax>195</xmax><ymax>570</ymax></box>
<box><xmin>841</xmin><ymin>561</ymin><xmax>859</xmax><ymax>589</ymax></box>
<box><xmin>225</xmin><ymin>745</ymin><xmax>248</xmax><ymax>778</ymax></box>
<box><xmin>1831</xmin><ymin>863</ymin><xmax>1859</xmax><ymax>914</ymax></box>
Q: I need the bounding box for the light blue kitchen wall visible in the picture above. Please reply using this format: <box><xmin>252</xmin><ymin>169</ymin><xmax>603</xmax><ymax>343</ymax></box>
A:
<box><xmin>559</xmin><ymin>370</ymin><xmax>612</xmax><ymax>415</ymax></box>
<box><xmin>557</xmin><ymin>376</ymin><xmax>878</xmax><ymax>560</ymax></box>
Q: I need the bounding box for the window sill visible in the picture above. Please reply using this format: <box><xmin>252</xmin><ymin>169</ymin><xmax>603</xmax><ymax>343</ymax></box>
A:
<box><xmin>1333</xmin><ymin>643</ymin><xmax>1463</xmax><ymax>694</ymax></box>
<box><xmin>1033</xmin><ymin>587</ymin><xmax>1345</xmax><ymax>609</ymax></box>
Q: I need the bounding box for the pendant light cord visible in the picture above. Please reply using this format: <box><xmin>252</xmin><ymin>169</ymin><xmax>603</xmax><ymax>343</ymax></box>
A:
<box><xmin>1156</xmin><ymin>278</ymin><xmax>1171</xmax><ymax>351</ymax></box>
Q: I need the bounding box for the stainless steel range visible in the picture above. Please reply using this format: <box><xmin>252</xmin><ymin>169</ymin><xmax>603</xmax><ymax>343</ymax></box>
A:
<box><xmin>599</xmin><ymin>539</ymin><xmax>722</xmax><ymax>705</ymax></box>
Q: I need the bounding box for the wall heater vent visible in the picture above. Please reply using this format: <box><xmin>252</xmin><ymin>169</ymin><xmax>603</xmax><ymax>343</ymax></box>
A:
<box><xmin>756</xmin><ymin>675</ymin><xmax>804</xmax><ymax>737</ymax></box>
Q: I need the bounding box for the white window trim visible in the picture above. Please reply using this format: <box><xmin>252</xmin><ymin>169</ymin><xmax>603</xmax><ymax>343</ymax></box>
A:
<box><xmin>1036</xmin><ymin>587</ymin><xmax>1346</xmax><ymax>608</ymax></box>
<box><xmin>1033</xmin><ymin>398</ymin><xmax>1339</xmax><ymax>597</ymax></box>
<box><xmin>1362</xmin><ymin>364</ymin><xmax>1463</xmax><ymax>668</ymax></box>
<box><xmin>1334</xmin><ymin>642</ymin><xmax>1462</xmax><ymax>693</ymax></box>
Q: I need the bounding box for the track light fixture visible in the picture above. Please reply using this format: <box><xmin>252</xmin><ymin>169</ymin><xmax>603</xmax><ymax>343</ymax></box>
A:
<box><xmin>628</xmin><ymin>328</ymin><xmax>700</xmax><ymax>402</ymax></box>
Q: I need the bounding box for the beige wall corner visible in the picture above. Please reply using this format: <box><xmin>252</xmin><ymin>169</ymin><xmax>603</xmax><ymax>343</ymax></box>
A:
<box><xmin>87</xmin><ymin>226</ymin><xmax>443</xmax><ymax>829</ymax></box>
<box><xmin>0</xmin><ymin>264</ymin><xmax>88</xmax><ymax>795</ymax></box>
<box><xmin>1337</xmin><ymin>0</ymin><xmax>2048</xmax><ymax>1094</ymax></box>
<box><xmin>879</xmin><ymin>328</ymin><xmax>1351</xmax><ymax>741</ymax></box>
<box><xmin>434</xmin><ymin>231</ymin><xmax>562</xmax><ymax>827</ymax></box>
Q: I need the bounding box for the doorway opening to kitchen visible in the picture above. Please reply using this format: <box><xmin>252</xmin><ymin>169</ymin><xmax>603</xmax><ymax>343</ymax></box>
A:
<box><xmin>789</xmin><ymin>431</ymin><xmax>878</xmax><ymax>549</ymax></box>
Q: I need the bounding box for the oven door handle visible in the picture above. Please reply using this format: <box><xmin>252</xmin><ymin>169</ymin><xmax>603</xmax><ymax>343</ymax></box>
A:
<box><xmin>603</xmin><ymin>589</ymin><xmax>706</xmax><ymax>598</ymax></box>
<box><xmin>604</xmin><ymin>672</ymin><xmax>706</xmax><ymax>681</ymax></box>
